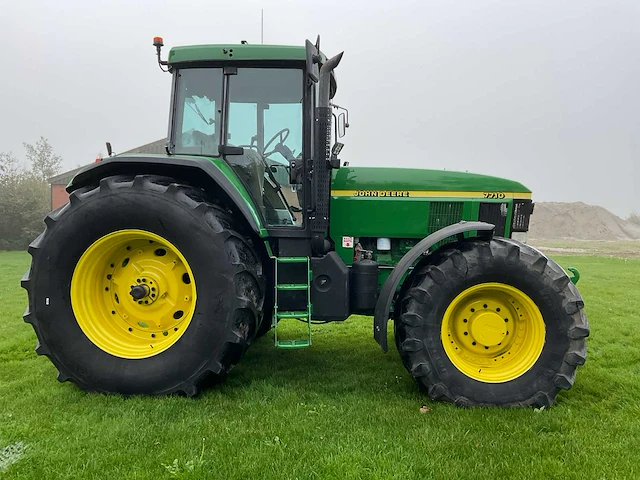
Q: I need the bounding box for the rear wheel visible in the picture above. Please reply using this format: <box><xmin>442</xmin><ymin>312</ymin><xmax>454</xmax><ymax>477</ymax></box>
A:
<box><xmin>22</xmin><ymin>175</ymin><xmax>265</xmax><ymax>395</ymax></box>
<box><xmin>394</xmin><ymin>237</ymin><xmax>589</xmax><ymax>407</ymax></box>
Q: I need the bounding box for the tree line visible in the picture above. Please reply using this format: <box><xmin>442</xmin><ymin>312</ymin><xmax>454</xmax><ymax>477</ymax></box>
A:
<box><xmin>0</xmin><ymin>137</ymin><xmax>62</xmax><ymax>250</ymax></box>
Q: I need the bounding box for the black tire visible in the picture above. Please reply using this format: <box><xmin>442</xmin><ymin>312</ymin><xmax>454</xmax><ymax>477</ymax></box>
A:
<box><xmin>21</xmin><ymin>175</ymin><xmax>266</xmax><ymax>396</ymax></box>
<box><xmin>256</xmin><ymin>305</ymin><xmax>274</xmax><ymax>337</ymax></box>
<box><xmin>394</xmin><ymin>237</ymin><xmax>589</xmax><ymax>407</ymax></box>
<box><xmin>256</xmin><ymin>264</ymin><xmax>275</xmax><ymax>338</ymax></box>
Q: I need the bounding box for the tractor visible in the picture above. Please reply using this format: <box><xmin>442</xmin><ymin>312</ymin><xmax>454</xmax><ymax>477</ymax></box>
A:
<box><xmin>21</xmin><ymin>37</ymin><xmax>589</xmax><ymax>407</ymax></box>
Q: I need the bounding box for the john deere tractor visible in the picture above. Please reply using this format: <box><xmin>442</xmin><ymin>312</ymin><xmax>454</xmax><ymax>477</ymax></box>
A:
<box><xmin>22</xmin><ymin>37</ymin><xmax>589</xmax><ymax>407</ymax></box>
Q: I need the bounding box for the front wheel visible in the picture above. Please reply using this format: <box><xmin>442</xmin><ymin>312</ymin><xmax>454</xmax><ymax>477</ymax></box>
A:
<box><xmin>394</xmin><ymin>237</ymin><xmax>589</xmax><ymax>407</ymax></box>
<box><xmin>22</xmin><ymin>175</ymin><xmax>265</xmax><ymax>396</ymax></box>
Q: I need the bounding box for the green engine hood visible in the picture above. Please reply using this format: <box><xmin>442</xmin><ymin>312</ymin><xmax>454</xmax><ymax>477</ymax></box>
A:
<box><xmin>331</xmin><ymin>166</ymin><xmax>530</xmax><ymax>196</ymax></box>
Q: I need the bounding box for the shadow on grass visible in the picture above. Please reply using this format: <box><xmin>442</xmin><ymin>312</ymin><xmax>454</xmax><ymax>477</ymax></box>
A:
<box><xmin>221</xmin><ymin>329</ymin><xmax>415</xmax><ymax>398</ymax></box>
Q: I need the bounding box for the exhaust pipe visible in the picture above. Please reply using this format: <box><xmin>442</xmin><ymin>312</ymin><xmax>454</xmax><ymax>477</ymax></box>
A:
<box><xmin>318</xmin><ymin>52</ymin><xmax>343</xmax><ymax>108</ymax></box>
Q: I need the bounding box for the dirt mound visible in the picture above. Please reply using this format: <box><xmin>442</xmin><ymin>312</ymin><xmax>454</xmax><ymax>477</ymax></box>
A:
<box><xmin>529</xmin><ymin>202</ymin><xmax>640</xmax><ymax>240</ymax></box>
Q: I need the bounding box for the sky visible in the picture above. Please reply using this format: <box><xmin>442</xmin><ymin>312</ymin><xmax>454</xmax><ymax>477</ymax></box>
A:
<box><xmin>1</xmin><ymin>0</ymin><xmax>638</xmax><ymax>217</ymax></box>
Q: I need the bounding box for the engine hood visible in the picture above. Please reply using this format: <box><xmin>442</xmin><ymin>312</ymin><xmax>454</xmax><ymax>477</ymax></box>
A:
<box><xmin>331</xmin><ymin>166</ymin><xmax>530</xmax><ymax>196</ymax></box>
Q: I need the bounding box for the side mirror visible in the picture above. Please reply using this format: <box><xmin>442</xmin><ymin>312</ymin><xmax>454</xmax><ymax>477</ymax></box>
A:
<box><xmin>331</xmin><ymin>104</ymin><xmax>349</xmax><ymax>138</ymax></box>
<box><xmin>337</xmin><ymin>112</ymin><xmax>346</xmax><ymax>138</ymax></box>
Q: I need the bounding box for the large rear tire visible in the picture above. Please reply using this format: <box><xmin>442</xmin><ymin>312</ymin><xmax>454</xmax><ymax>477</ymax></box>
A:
<box><xmin>394</xmin><ymin>237</ymin><xmax>589</xmax><ymax>407</ymax></box>
<box><xmin>22</xmin><ymin>175</ymin><xmax>265</xmax><ymax>396</ymax></box>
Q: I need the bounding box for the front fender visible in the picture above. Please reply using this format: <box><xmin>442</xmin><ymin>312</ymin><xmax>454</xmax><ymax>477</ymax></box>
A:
<box><xmin>373</xmin><ymin>221</ymin><xmax>495</xmax><ymax>352</ymax></box>
<box><xmin>68</xmin><ymin>154</ymin><xmax>267</xmax><ymax>237</ymax></box>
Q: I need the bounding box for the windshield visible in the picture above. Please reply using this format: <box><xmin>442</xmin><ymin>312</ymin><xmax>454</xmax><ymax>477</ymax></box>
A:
<box><xmin>226</xmin><ymin>68</ymin><xmax>304</xmax><ymax>226</ymax></box>
<box><xmin>170</xmin><ymin>66</ymin><xmax>304</xmax><ymax>227</ymax></box>
<box><xmin>172</xmin><ymin>68</ymin><xmax>222</xmax><ymax>156</ymax></box>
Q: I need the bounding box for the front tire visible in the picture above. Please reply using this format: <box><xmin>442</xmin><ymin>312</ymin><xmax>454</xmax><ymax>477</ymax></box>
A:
<box><xmin>394</xmin><ymin>237</ymin><xmax>589</xmax><ymax>407</ymax></box>
<box><xmin>22</xmin><ymin>175</ymin><xmax>265</xmax><ymax>396</ymax></box>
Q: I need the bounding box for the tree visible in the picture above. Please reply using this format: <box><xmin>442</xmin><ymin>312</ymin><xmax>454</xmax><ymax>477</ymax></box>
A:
<box><xmin>0</xmin><ymin>171</ymin><xmax>49</xmax><ymax>250</ymax></box>
<box><xmin>0</xmin><ymin>151</ymin><xmax>21</xmax><ymax>177</ymax></box>
<box><xmin>0</xmin><ymin>138</ymin><xmax>63</xmax><ymax>249</ymax></box>
<box><xmin>24</xmin><ymin>136</ymin><xmax>62</xmax><ymax>181</ymax></box>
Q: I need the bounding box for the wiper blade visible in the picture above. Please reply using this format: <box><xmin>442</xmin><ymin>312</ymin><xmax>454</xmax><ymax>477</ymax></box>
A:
<box><xmin>186</xmin><ymin>99</ymin><xmax>214</xmax><ymax>126</ymax></box>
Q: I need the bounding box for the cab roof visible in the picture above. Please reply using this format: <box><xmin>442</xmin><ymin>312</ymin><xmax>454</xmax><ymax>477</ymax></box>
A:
<box><xmin>168</xmin><ymin>44</ymin><xmax>307</xmax><ymax>64</ymax></box>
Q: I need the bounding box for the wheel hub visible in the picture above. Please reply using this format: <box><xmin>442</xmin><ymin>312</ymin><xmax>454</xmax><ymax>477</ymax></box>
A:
<box><xmin>441</xmin><ymin>282</ymin><xmax>545</xmax><ymax>383</ymax></box>
<box><xmin>471</xmin><ymin>312</ymin><xmax>507</xmax><ymax>347</ymax></box>
<box><xmin>127</xmin><ymin>275</ymin><xmax>161</xmax><ymax>306</ymax></box>
<box><xmin>130</xmin><ymin>284</ymin><xmax>150</xmax><ymax>300</ymax></box>
<box><xmin>71</xmin><ymin>229</ymin><xmax>197</xmax><ymax>359</ymax></box>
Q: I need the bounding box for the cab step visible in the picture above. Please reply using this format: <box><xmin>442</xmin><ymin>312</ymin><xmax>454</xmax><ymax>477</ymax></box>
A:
<box><xmin>275</xmin><ymin>339</ymin><xmax>311</xmax><ymax>349</ymax></box>
<box><xmin>273</xmin><ymin>256</ymin><xmax>312</xmax><ymax>349</ymax></box>
<box><xmin>276</xmin><ymin>284</ymin><xmax>308</xmax><ymax>291</ymax></box>
<box><xmin>276</xmin><ymin>311</ymin><xmax>310</xmax><ymax>319</ymax></box>
<box><xmin>275</xmin><ymin>257</ymin><xmax>308</xmax><ymax>263</ymax></box>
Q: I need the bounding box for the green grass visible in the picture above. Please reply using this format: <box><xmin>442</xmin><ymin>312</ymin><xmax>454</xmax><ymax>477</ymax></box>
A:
<box><xmin>1</xmin><ymin>250</ymin><xmax>640</xmax><ymax>479</ymax></box>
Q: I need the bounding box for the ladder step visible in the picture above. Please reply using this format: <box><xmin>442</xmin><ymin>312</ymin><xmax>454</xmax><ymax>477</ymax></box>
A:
<box><xmin>273</xmin><ymin>255</ymin><xmax>311</xmax><ymax>349</ymax></box>
<box><xmin>276</xmin><ymin>339</ymin><xmax>311</xmax><ymax>349</ymax></box>
<box><xmin>276</xmin><ymin>311</ymin><xmax>310</xmax><ymax>319</ymax></box>
<box><xmin>276</xmin><ymin>257</ymin><xmax>309</xmax><ymax>263</ymax></box>
<box><xmin>276</xmin><ymin>284</ymin><xmax>308</xmax><ymax>291</ymax></box>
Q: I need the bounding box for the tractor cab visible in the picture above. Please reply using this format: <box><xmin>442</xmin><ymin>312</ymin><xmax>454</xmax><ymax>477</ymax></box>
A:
<box><xmin>161</xmin><ymin>39</ymin><xmax>344</xmax><ymax>231</ymax></box>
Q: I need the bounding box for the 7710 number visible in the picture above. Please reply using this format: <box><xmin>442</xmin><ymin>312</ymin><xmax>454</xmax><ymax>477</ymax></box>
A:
<box><xmin>483</xmin><ymin>192</ymin><xmax>506</xmax><ymax>199</ymax></box>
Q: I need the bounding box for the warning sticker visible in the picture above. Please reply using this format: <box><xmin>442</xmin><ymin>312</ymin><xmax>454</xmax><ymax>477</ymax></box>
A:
<box><xmin>342</xmin><ymin>236</ymin><xmax>354</xmax><ymax>248</ymax></box>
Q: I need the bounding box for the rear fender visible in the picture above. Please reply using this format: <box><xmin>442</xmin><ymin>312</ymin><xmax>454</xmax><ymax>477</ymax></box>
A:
<box><xmin>373</xmin><ymin>221</ymin><xmax>495</xmax><ymax>352</ymax></box>
<box><xmin>68</xmin><ymin>155</ymin><xmax>267</xmax><ymax>237</ymax></box>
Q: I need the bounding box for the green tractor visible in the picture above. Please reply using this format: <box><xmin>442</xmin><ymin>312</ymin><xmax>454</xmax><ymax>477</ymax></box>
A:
<box><xmin>22</xmin><ymin>37</ymin><xmax>588</xmax><ymax>407</ymax></box>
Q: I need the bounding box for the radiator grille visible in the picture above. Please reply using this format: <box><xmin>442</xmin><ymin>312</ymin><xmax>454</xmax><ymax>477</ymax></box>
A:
<box><xmin>426</xmin><ymin>202</ymin><xmax>464</xmax><ymax>247</ymax></box>
<box><xmin>427</xmin><ymin>202</ymin><xmax>464</xmax><ymax>234</ymax></box>
<box><xmin>478</xmin><ymin>202</ymin><xmax>508</xmax><ymax>237</ymax></box>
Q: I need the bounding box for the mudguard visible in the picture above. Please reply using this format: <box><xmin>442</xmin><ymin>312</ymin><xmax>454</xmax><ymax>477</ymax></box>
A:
<box><xmin>68</xmin><ymin>154</ymin><xmax>267</xmax><ymax>237</ymax></box>
<box><xmin>373</xmin><ymin>221</ymin><xmax>495</xmax><ymax>352</ymax></box>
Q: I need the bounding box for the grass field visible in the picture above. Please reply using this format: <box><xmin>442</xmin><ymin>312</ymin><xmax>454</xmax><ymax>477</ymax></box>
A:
<box><xmin>1</xmin><ymin>250</ymin><xmax>639</xmax><ymax>479</ymax></box>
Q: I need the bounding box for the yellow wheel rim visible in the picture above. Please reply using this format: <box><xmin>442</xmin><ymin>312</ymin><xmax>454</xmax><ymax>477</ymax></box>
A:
<box><xmin>441</xmin><ymin>283</ymin><xmax>545</xmax><ymax>383</ymax></box>
<box><xmin>71</xmin><ymin>229</ymin><xmax>197</xmax><ymax>359</ymax></box>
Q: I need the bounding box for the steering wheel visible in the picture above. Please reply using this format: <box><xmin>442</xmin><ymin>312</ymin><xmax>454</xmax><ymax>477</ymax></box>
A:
<box><xmin>263</xmin><ymin>128</ymin><xmax>290</xmax><ymax>157</ymax></box>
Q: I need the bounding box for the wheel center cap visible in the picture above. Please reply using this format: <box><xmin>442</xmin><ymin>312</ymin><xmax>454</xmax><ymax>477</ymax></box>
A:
<box><xmin>130</xmin><ymin>284</ymin><xmax>150</xmax><ymax>300</ymax></box>
<box><xmin>471</xmin><ymin>312</ymin><xmax>506</xmax><ymax>347</ymax></box>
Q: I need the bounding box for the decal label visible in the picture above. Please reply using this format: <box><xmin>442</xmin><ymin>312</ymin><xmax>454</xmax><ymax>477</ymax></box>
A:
<box><xmin>353</xmin><ymin>190</ymin><xmax>411</xmax><ymax>197</ymax></box>
<box><xmin>331</xmin><ymin>190</ymin><xmax>532</xmax><ymax>199</ymax></box>
<box><xmin>342</xmin><ymin>236</ymin><xmax>354</xmax><ymax>248</ymax></box>
<box><xmin>483</xmin><ymin>192</ymin><xmax>506</xmax><ymax>199</ymax></box>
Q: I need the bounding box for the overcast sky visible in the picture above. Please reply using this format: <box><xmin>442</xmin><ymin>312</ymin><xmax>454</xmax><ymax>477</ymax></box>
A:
<box><xmin>1</xmin><ymin>0</ymin><xmax>638</xmax><ymax>217</ymax></box>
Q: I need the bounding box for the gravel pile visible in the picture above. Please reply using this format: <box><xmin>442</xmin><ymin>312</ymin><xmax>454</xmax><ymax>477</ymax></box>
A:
<box><xmin>528</xmin><ymin>202</ymin><xmax>640</xmax><ymax>240</ymax></box>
